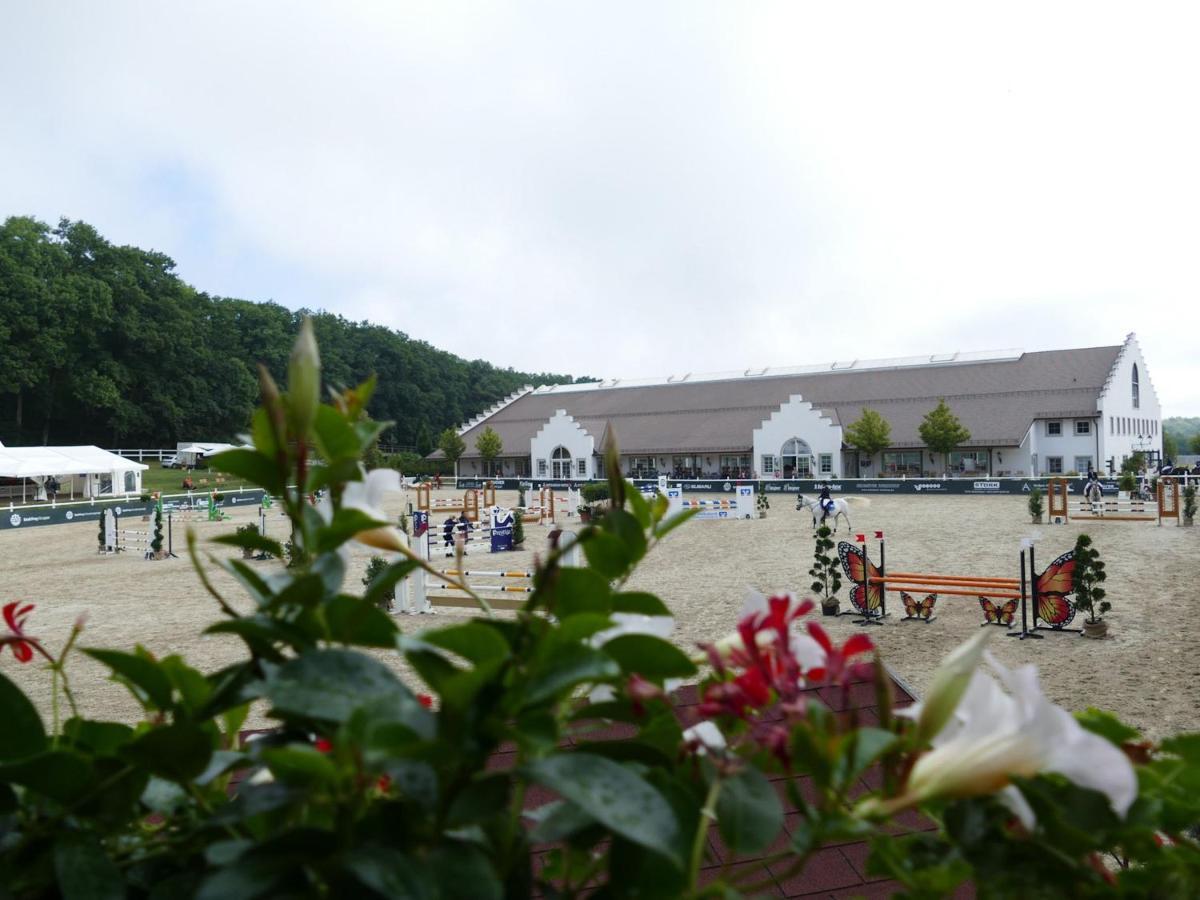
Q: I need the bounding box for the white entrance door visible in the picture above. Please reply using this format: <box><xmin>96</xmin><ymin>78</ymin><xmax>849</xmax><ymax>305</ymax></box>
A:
<box><xmin>551</xmin><ymin>446</ymin><xmax>572</xmax><ymax>479</ymax></box>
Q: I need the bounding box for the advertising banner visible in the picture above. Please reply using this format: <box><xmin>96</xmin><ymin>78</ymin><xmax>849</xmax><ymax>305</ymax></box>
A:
<box><xmin>1</xmin><ymin>489</ymin><xmax>268</xmax><ymax>531</ymax></box>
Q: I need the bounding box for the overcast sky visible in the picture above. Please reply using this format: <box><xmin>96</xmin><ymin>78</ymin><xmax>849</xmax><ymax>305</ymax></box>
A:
<box><xmin>3</xmin><ymin>2</ymin><xmax>1197</xmax><ymax>415</ymax></box>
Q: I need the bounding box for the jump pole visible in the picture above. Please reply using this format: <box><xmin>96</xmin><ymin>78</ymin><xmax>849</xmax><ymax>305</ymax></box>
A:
<box><xmin>1006</xmin><ymin>543</ymin><xmax>1043</xmax><ymax>641</ymax></box>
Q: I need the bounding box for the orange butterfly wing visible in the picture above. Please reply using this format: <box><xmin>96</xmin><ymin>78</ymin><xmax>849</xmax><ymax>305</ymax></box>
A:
<box><xmin>998</xmin><ymin>599</ymin><xmax>1017</xmax><ymax>625</ymax></box>
<box><xmin>839</xmin><ymin>542</ymin><xmax>883</xmax><ymax>614</ymax></box>
<box><xmin>979</xmin><ymin>597</ymin><xmax>999</xmax><ymax>622</ymax></box>
<box><xmin>979</xmin><ymin>597</ymin><xmax>1016</xmax><ymax>625</ymax></box>
<box><xmin>1037</xmin><ymin>593</ymin><xmax>1077</xmax><ymax>628</ymax></box>
<box><xmin>902</xmin><ymin>591</ymin><xmax>918</xmax><ymax>617</ymax></box>
<box><xmin>902</xmin><ymin>592</ymin><xmax>936</xmax><ymax>619</ymax></box>
<box><xmin>919</xmin><ymin>595</ymin><xmax>936</xmax><ymax>619</ymax></box>
<box><xmin>1035</xmin><ymin>550</ymin><xmax>1076</xmax><ymax>597</ymax></box>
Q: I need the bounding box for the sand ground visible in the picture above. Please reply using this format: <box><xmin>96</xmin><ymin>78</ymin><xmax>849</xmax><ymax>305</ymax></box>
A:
<box><xmin>1</xmin><ymin>489</ymin><xmax>1196</xmax><ymax>739</ymax></box>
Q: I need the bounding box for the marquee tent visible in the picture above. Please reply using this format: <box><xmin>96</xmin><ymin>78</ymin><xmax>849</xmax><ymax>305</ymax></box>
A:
<box><xmin>0</xmin><ymin>444</ymin><xmax>148</xmax><ymax>502</ymax></box>
<box><xmin>175</xmin><ymin>442</ymin><xmax>238</xmax><ymax>467</ymax></box>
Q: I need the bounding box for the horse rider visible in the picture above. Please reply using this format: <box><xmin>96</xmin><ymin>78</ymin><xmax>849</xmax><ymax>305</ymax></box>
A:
<box><xmin>442</xmin><ymin>515</ymin><xmax>457</xmax><ymax>554</ymax></box>
<box><xmin>1084</xmin><ymin>469</ymin><xmax>1103</xmax><ymax>505</ymax></box>
<box><xmin>818</xmin><ymin>485</ymin><xmax>835</xmax><ymax>523</ymax></box>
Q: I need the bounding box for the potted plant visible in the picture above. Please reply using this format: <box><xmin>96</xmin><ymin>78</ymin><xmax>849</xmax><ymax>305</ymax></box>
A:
<box><xmin>1072</xmin><ymin>533</ymin><xmax>1109</xmax><ymax>639</ymax></box>
<box><xmin>578</xmin><ymin>503</ymin><xmax>593</xmax><ymax>524</ymax></box>
<box><xmin>398</xmin><ymin>512</ymin><xmax>410</xmax><ymax>535</ymax></box>
<box><xmin>756</xmin><ymin>484</ymin><xmax>770</xmax><ymax>519</ymax></box>
<box><xmin>809</xmin><ymin>524</ymin><xmax>842</xmax><ymax>616</ymax></box>
<box><xmin>235</xmin><ymin>523</ymin><xmax>259</xmax><ymax>560</ymax></box>
<box><xmin>1184</xmin><ymin>485</ymin><xmax>1196</xmax><ymax>527</ymax></box>
<box><xmin>150</xmin><ymin>504</ymin><xmax>166</xmax><ymax>560</ymax></box>
<box><xmin>362</xmin><ymin>556</ymin><xmax>394</xmax><ymax>612</ymax></box>
<box><xmin>1028</xmin><ymin>487</ymin><xmax>1044</xmax><ymax>524</ymax></box>
<box><xmin>512</xmin><ymin>513</ymin><xmax>525</xmax><ymax>548</ymax></box>
<box><xmin>1118</xmin><ymin>471</ymin><xmax>1136</xmax><ymax>494</ymax></box>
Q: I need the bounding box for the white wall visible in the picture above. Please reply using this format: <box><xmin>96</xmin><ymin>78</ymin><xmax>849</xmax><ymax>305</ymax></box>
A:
<box><xmin>1097</xmin><ymin>334</ymin><xmax>1163</xmax><ymax>470</ymax></box>
<box><xmin>1027</xmin><ymin>417</ymin><xmax>1101</xmax><ymax>476</ymax></box>
<box><xmin>530</xmin><ymin>410</ymin><xmax>595</xmax><ymax>480</ymax></box>
<box><xmin>752</xmin><ymin>395</ymin><xmax>843</xmax><ymax>478</ymax></box>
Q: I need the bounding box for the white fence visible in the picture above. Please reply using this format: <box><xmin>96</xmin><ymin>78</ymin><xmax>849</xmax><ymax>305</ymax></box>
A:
<box><xmin>105</xmin><ymin>448</ymin><xmax>178</xmax><ymax>462</ymax></box>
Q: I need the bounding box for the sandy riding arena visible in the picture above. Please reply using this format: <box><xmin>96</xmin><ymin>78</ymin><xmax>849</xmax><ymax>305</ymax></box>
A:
<box><xmin>2</xmin><ymin>490</ymin><xmax>1197</xmax><ymax>739</ymax></box>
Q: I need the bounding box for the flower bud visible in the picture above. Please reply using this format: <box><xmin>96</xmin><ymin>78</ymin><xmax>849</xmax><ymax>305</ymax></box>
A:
<box><xmin>910</xmin><ymin>629</ymin><xmax>989</xmax><ymax>744</ymax></box>
<box><xmin>288</xmin><ymin>317</ymin><xmax>321</xmax><ymax>437</ymax></box>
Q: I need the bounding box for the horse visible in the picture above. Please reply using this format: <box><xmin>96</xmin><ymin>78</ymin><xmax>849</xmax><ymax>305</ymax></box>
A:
<box><xmin>1084</xmin><ymin>480</ymin><xmax>1103</xmax><ymax>506</ymax></box>
<box><xmin>796</xmin><ymin>494</ymin><xmax>854</xmax><ymax>532</ymax></box>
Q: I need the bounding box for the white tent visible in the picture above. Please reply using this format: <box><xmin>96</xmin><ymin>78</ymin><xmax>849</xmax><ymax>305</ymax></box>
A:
<box><xmin>175</xmin><ymin>442</ymin><xmax>237</xmax><ymax>467</ymax></box>
<box><xmin>0</xmin><ymin>445</ymin><xmax>148</xmax><ymax>502</ymax></box>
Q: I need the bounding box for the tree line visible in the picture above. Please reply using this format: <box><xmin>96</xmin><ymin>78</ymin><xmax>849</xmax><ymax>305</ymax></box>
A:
<box><xmin>0</xmin><ymin>216</ymin><xmax>579</xmax><ymax>448</ymax></box>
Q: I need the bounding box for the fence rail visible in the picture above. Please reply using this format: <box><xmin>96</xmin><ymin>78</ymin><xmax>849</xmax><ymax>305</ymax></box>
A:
<box><xmin>106</xmin><ymin>448</ymin><xmax>178</xmax><ymax>462</ymax></box>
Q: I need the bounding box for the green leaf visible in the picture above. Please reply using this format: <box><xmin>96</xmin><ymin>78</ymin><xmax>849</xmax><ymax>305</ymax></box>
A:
<box><xmin>212</xmin><ymin>531</ymin><xmax>284</xmax><ymax>559</ymax></box>
<box><xmin>525</xmin><ymin>646</ymin><xmax>620</xmax><ymax>706</ymax></box>
<box><xmin>840</xmin><ymin>727</ymin><xmax>898</xmax><ymax>785</ymax></box>
<box><xmin>341</xmin><ymin>847</ymin><xmax>434</xmax><ymax>900</ymax></box>
<box><xmin>141</xmin><ymin>776</ymin><xmax>189</xmax><ymax>814</ymax></box>
<box><xmin>429</xmin><ymin>844</ymin><xmax>502</xmax><ymax>900</ymax></box>
<box><xmin>160</xmin><ymin>655</ymin><xmax>212</xmax><ymax>713</ymax></box>
<box><xmin>82</xmin><ymin>649</ymin><xmax>174</xmax><ymax>711</ymax></box>
<box><xmin>317</xmin><ymin>508</ymin><xmax>389</xmax><ymax>554</ymax></box>
<box><xmin>195</xmin><ymin>750</ymin><xmax>249</xmax><ymax>787</ymax></box>
<box><xmin>313</xmin><ymin>404</ymin><xmax>362</xmax><ymax>462</ymax></box>
<box><xmin>1075</xmin><ymin>708</ymin><xmax>1141</xmax><ymax>746</ymax></box>
<box><xmin>123</xmin><ymin>722</ymin><xmax>214</xmax><ymax>782</ymax></box>
<box><xmin>266</xmin><ymin>648</ymin><xmax>407</xmax><ymax>724</ymax></box>
<box><xmin>55</xmin><ymin>832</ymin><xmax>124</xmax><ymax>900</ymax></box>
<box><xmin>544</xmin><ymin>568</ymin><xmax>612</xmax><ymax>618</ymax></box>
<box><xmin>362</xmin><ymin>558</ymin><xmax>420</xmax><ymax>610</ymax></box>
<box><xmin>624</xmin><ymin>485</ymin><xmax>651</xmax><ymax>528</ymax></box>
<box><xmin>262</xmin><ymin>745</ymin><xmax>339</xmax><ymax>788</ymax></box>
<box><xmin>208</xmin><ymin>447</ymin><xmax>284</xmax><ymax>495</ymax></box>
<box><xmin>0</xmin><ymin>670</ymin><xmax>46</xmax><ymax>760</ymax></box>
<box><xmin>601</xmin><ymin>634</ymin><xmax>697</xmax><ymax>680</ymax></box>
<box><xmin>0</xmin><ymin>750</ymin><xmax>94</xmax><ymax>803</ymax></box>
<box><xmin>249</xmin><ymin>407</ymin><xmax>280</xmax><ymax>460</ymax></box>
<box><xmin>1160</xmin><ymin>733</ymin><xmax>1200</xmax><ymax>764</ymax></box>
<box><xmin>423</xmin><ymin>622</ymin><xmax>511</xmax><ymax>665</ymax></box>
<box><xmin>582</xmin><ymin>531</ymin><xmax>631</xmax><ymax>579</ymax></box>
<box><xmin>527</xmin><ymin>799</ymin><xmax>598</xmax><ymax>843</ymax></box>
<box><xmin>63</xmin><ymin>719</ymin><xmax>133</xmax><ymax>756</ymax></box>
<box><xmin>603</xmin><ymin>508</ymin><xmax>648</xmax><ymax>564</ymax></box>
<box><xmin>522</xmin><ymin>752</ymin><xmax>683</xmax><ymax>867</ymax></box>
<box><xmin>652</xmin><ymin>508</ymin><xmax>697</xmax><ymax>540</ymax></box>
<box><xmin>321</xmin><ymin>595</ymin><xmax>399</xmax><ymax>647</ymax></box>
<box><xmin>610</xmin><ymin>592</ymin><xmax>672</xmax><ymax>617</ymax></box>
<box><xmin>715</xmin><ymin>767</ymin><xmax>784</xmax><ymax>855</ymax></box>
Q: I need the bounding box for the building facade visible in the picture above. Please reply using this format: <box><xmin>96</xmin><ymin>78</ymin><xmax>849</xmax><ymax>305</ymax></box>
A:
<box><xmin>438</xmin><ymin>335</ymin><xmax>1162</xmax><ymax>481</ymax></box>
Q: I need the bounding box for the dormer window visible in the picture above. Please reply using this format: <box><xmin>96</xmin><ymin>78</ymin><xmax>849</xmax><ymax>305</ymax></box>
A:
<box><xmin>1132</xmin><ymin>364</ymin><xmax>1140</xmax><ymax>409</ymax></box>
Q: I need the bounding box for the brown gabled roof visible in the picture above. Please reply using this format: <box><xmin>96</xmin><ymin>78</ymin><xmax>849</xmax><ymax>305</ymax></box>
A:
<box><xmin>450</xmin><ymin>346</ymin><xmax>1120</xmax><ymax>457</ymax></box>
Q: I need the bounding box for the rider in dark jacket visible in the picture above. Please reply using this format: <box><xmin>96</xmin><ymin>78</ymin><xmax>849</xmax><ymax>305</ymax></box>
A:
<box><xmin>818</xmin><ymin>486</ymin><xmax>834</xmax><ymax>521</ymax></box>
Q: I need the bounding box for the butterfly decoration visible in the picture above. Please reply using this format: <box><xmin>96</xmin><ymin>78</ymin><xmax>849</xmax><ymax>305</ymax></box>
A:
<box><xmin>1034</xmin><ymin>549</ymin><xmax>1077</xmax><ymax>629</ymax></box>
<box><xmin>901</xmin><ymin>591</ymin><xmax>936</xmax><ymax>622</ymax></box>
<box><xmin>837</xmin><ymin>542</ymin><xmax>884</xmax><ymax>618</ymax></box>
<box><xmin>979</xmin><ymin>597</ymin><xmax>1018</xmax><ymax>627</ymax></box>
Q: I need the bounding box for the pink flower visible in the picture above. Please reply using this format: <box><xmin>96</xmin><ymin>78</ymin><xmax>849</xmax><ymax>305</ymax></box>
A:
<box><xmin>2</xmin><ymin>602</ymin><xmax>37</xmax><ymax>664</ymax></box>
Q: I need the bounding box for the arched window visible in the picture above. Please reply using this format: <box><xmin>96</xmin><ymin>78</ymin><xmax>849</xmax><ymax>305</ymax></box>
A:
<box><xmin>1131</xmin><ymin>364</ymin><xmax>1140</xmax><ymax>409</ymax></box>
<box><xmin>551</xmin><ymin>446</ymin><xmax>572</xmax><ymax>479</ymax></box>
<box><xmin>780</xmin><ymin>438</ymin><xmax>813</xmax><ymax>478</ymax></box>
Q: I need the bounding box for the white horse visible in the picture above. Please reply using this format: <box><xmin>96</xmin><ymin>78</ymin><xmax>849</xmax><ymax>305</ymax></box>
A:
<box><xmin>796</xmin><ymin>494</ymin><xmax>857</xmax><ymax>532</ymax></box>
<box><xmin>1084</xmin><ymin>480</ymin><xmax>1103</xmax><ymax>507</ymax></box>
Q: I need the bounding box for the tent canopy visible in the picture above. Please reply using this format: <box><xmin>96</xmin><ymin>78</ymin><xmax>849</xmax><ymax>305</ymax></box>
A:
<box><xmin>0</xmin><ymin>446</ymin><xmax>149</xmax><ymax>479</ymax></box>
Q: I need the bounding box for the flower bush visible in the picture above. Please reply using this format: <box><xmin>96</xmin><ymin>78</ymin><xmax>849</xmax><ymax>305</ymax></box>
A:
<box><xmin>1</xmin><ymin>322</ymin><xmax>1198</xmax><ymax>897</ymax></box>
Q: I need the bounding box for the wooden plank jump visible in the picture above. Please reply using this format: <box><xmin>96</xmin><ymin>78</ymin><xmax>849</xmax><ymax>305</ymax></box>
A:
<box><xmin>1047</xmin><ymin>477</ymin><xmax>1179</xmax><ymax>526</ymax></box>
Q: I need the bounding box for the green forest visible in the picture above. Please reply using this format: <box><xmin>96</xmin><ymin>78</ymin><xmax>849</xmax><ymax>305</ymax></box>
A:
<box><xmin>0</xmin><ymin>216</ymin><xmax>579</xmax><ymax>449</ymax></box>
<box><xmin>1163</xmin><ymin>416</ymin><xmax>1200</xmax><ymax>458</ymax></box>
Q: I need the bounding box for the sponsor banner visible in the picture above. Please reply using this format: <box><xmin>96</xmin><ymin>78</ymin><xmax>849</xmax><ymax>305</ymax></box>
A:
<box><xmin>1</xmin><ymin>489</ymin><xmax>267</xmax><ymax>531</ymax></box>
<box><xmin>443</xmin><ymin>477</ymin><xmax>1083</xmax><ymax>497</ymax></box>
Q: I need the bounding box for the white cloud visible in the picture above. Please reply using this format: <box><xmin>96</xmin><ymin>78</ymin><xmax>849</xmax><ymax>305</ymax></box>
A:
<box><xmin>2</xmin><ymin>1</ymin><xmax>1197</xmax><ymax>413</ymax></box>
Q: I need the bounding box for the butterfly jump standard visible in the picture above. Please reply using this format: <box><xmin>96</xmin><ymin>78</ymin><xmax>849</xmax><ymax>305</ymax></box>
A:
<box><xmin>837</xmin><ymin>533</ymin><xmax>1079</xmax><ymax>636</ymax></box>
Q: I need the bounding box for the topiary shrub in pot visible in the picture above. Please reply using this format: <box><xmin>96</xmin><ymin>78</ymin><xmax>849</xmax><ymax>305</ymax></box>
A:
<box><xmin>362</xmin><ymin>555</ymin><xmax>394</xmax><ymax>611</ymax></box>
<box><xmin>1072</xmin><ymin>533</ymin><xmax>1109</xmax><ymax>639</ymax></box>
<box><xmin>235</xmin><ymin>523</ymin><xmax>259</xmax><ymax>560</ymax></box>
<box><xmin>1028</xmin><ymin>487</ymin><xmax>1044</xmax><ymax>524</ymax></box>
<box><xmin>756</xmin><ymin>484</ymin><xmax>769</xmax><ymax>518</ymax></box>
<box><xmin>809</xmin><ymin>525</ymin><xmax>842</xmax><ymax>615</ymax></box>
<box><xmin>1184</xmin><ymin>485</ymin><xmax>1196</xmax><ymax>527</ymax></box>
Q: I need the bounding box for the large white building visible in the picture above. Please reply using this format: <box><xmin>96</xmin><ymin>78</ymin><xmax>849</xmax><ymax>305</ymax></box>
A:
<box><xmin>439</xmin><ymin>334</ymin><xmax>1162</xmax><ymax>481</ymax></box>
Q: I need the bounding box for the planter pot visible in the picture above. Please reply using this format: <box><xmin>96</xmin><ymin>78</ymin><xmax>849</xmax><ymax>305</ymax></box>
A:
<box><xmin>153</xmin><ymin>550</ymin><xmax>167</xmax><ymax>561</ymax></box>
<box><xmin>579</xmin><ymin>510</ymin><xmax>592</xmax><ymax>524</ymax></box>
<box><xmin>758</xmin><ymin>510</ymin><xmax>767</xmax><ymax>519</ymax></box>
<box><xmin>1184</xmin><ymin>516</ymin><xmax>1195</xmax><ymax>527</ymax></box>
<box><xmin>242</xmin><ymin>549</ymin><xmax>255</xmax><ymax>560</ymax></box>
<box><xmin>821</xmin><ymin>602</ymin><xmax>840</xmax><ymax>617</ymax></box>
<box><xmin>1082</xmin><ymin>619</ymin><xmax>1108</xmax><ymax>640</ymax></box>
<box><xmin>1031</xmin><ymin>514</ymin><xmax>1043</xmax><ymax>524</ymax></box>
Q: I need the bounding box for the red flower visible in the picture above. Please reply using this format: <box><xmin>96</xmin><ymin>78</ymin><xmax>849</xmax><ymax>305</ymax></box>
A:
<box><xmin>802</xmin><ymin>622</ymin><xmax>875</xmax><ymax>686</ymax></box>
<box><xmin>417</xmin><ymin>694</ymin><xmax>433</xmax><ymax>708</ymax></box>
<box><xmin>2</xmin><ymin>602</ymin><xmax>37</xmax><ymax>664</ymax></box>
<box><xmin>314</xmin><ymin>737</ymin><xmax>333</xmax><ymax>753</ymax></box>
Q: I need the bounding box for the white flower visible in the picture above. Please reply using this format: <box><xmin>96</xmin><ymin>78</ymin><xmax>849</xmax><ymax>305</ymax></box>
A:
<box><xmin>880</xmin><ymin>634</ymin><xmax>1136</xmax><ymax>828</ymax></box>
<box><xmin>682</xmin><ymin>721</ymin><xmax>726</xmax><ymax>755</ymax></box>
<box><xmin>320</xmin><ymin>467</ymin><xmax>406</xmax><ymax>552</ymax></box>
